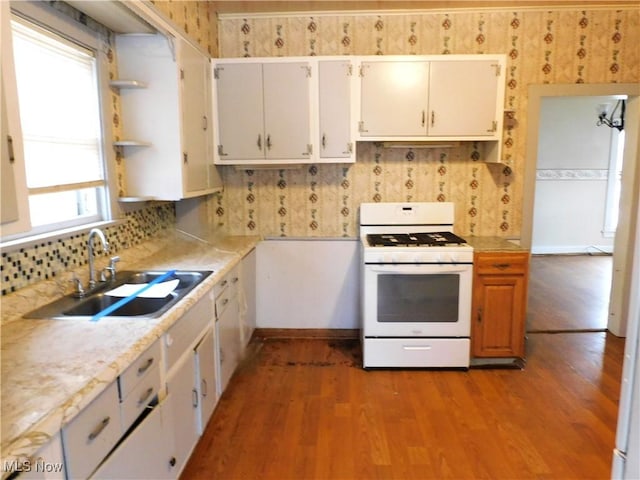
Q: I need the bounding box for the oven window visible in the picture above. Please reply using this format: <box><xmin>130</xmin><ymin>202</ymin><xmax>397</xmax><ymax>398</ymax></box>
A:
<box><xmin>377</xmin><ymin>274</ymin><xmax>459</xmax><ymax>323</ymax></box>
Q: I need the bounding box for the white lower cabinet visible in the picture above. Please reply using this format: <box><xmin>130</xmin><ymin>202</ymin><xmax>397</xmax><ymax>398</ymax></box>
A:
<box><xmin>17</xmin><ymin>432</ymin><xmax>65</xmax><ymax>480</ymax></box>
<box><xmin>164</xmin><ymin>352</ymin><xmax>199</xmax><ymax>476</ymax></box>
<box><xmin>51</xmin><ymin>261</ymin><xmax>256</xmax><ymax>479</ymax></box>
<box><xmin>61</xmin><ymin>381</ymin><xmax>122</xmax><ymax>479</ymax></box>
<box><xmin>195</xmin><ymin>329</ymin><xmax>218</xmax><ymax>434</ymax></box>
<box><xmin>91</xmin><ymin>401</ymin><xmax>174</xmax><ymax>480</ymax></box>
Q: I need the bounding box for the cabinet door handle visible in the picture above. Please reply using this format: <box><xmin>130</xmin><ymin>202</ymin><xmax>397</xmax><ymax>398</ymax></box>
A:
<box><xmin>183</xmin><ymin>152</ymin><xmax>188</xmax><ymax>164</ymax></box>
<box><xmin>202</xmin><ymin>379</ymin><xmax>208</xmax><ymax>398</ymax></box>
<box><xmin>232</xmin><ymin>276</ymin><xmax>239</xmax><ymax>284</ymax></box>
<box><xmin>169</xmin><ymin>457</ymin><xmax>177</xmax><ymax>468</ymax></box>
<box><xmin>221</xmin><ymin>279</ymin><xmax>228</xmax><ymax>288</ymax></box>
<box><xmin>192</xmin><ymin>388</ymin><xmax>199</xmax><ymax>408</ymax></box>
<box><xmin>266</xmin><ymin>134</ymin><xmax>272</xmax><ymax>150</ymax></box>
<box><xmin>88</xmin><ymin>417</ymin><xmax>110</xmax><ymax>441</ymax></box>
<box><xmin>321</xmin><ymin>134</ymin><xmax>326</xmax><ymax>149</ymax></box>
<box><xmin>137</xmin><ymin>387</ymin><xmax>154</xmax><ymax>407</ymax></box>
<box><xmin>222</xmin><ymin>298</ymin><xmax>229</xmax><ymax>306</ymax></box>
<box><xmin>477</xmin><ymin>307</ymin><xmax>483</xmax><ymax>323</ymax></box>
<box><xmin>492</xmin><ymin>263</ymin><xmax>511</xmax><ymax>270</ymax></box>
<box><xmin>431</xmin><ymin>110</ymin><xmax>435</xmax><ymax>127</ymax></box>
<box><xmin>202</xmin><ymin>115</ymin><xmax>208</xmax><ymax>131</ymax></box>
<box><xmin>421</xmin><ymin>110</ymin><xmax>425</xmax><ymax>127</ymax></box>
<box><xmin>257</xmin><ymin>134</ymin><xmax>262</xmax><ymax>150</ymax></box>
<box><xmin>137</xmin><ymin>357</ymin><xmax>154</xmax><ymax>375</ymax></box>
<box><xmin>7</xmin><ymin>135</ymin><xmax>15</xmax><ymax>163</ymax></box>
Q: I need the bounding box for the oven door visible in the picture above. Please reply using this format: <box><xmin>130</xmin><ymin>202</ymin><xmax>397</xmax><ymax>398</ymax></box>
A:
<box><xmin>362</xmin><ymin>263</ymin><xmax>472</xmax><ymax>337</ymax></box>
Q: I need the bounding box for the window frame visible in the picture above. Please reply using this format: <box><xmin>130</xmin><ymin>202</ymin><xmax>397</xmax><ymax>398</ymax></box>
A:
<box><xmin>1</xmin><ymin>1</ymin><xmax>119</xmax><ymax>244</ymax></box>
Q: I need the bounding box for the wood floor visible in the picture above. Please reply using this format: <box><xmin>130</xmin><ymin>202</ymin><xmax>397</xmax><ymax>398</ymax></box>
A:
<box><xmin>527</xmin><ymin>254</ymin><xmax>612</xmax><ymax>332</ymax></box>
<box><xmin>181</xmin><ymin>332</ymin><xmax>625</xmax><ymax>480</ymax></box>
<box><xmin>181</xmin><ymin>253</ymin><xmax>624</xmax><ymax>480</ymax></box>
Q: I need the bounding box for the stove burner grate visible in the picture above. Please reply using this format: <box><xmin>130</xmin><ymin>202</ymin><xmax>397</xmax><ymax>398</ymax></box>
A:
<box><xmin>366</xmin><ymin>232</ymin><xmax>467</xmax><ymax>247</ymax></box>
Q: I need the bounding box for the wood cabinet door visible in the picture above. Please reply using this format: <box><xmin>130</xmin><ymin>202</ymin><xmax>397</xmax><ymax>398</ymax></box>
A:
<box><xmin>360</xmin><ymin>60</ymin><xmax>429</xmax><ymax>137</ymax></box>
<box><xmin>428</xmin><ymin>60</ymin><xmax>499</xmax><ymax>136</ymax></box>
<box><xmin>215</xmin><ymin>63</ymin><xmax>264</xmax><ymax>160</ymax></box>
<box><xmin>263</xmin><ymin>62</ymin><xmax>312</xmax><ymax>160</ymax></box>
<box><xmin>472</xmin><ymin>272</ymin><xmax>526</xmax><ymax>358</ymax></box>
<box><xmin>319</xmin><ymin>60</ymin><xmax>352</xmax><ymax>159</ymax></box>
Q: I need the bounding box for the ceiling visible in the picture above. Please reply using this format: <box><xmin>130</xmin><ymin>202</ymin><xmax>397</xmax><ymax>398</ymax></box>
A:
<box><xmin>209</xmin><ymin>1</ymin><xmax>639</xmax><ymax>15</ymax></box>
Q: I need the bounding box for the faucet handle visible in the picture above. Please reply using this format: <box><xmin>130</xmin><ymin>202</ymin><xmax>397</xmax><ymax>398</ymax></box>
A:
<box><xmin>72</xmin><ymin>275</ymin><xmax>86</xmax><ymax>298</ymax></box>
<box><xmin>101</xmin><ymin>256</ymin><xmax>121</xmax><ymax>282</ymax></box>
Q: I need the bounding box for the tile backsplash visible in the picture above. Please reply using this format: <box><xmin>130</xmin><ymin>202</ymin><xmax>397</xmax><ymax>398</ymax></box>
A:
<box><xmin>1</xmin><ymin>203</ymin><xmax>175</xmax><ymax>296</ymax></box>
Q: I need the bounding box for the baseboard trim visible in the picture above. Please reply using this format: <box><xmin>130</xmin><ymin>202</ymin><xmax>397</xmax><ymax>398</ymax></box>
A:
<box><xmin>254</xmin><ymin>328</ymin><xmax>360</xmax><ymax>340</ymax></box>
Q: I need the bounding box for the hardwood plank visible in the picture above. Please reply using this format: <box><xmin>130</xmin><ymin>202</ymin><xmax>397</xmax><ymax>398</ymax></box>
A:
<box><xmin>181</xmin><ymin>332</ymin><xmax>625</xmax><ymax>480</ymax></box>
<box><xmin>527</xmin><ymin>254</ymin><xmax>612</xmax><ymax>331</ymax></box>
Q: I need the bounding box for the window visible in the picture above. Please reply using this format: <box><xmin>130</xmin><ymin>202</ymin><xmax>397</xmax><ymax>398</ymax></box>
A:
<box><xmin>6</xmin><ymin>7</ymin><xmax>111</xmax><ymax>239</ymax></box>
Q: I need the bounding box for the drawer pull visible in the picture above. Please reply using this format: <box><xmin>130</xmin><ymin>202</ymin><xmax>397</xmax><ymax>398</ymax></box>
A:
<box><xmin>202</xmin><ymin>379</ymin><xmax>208</xmax><ymax>397</ymax></box>
<box><xmin>492</xmin><ymin>263</ymin><xmax>511</xmax><ymax>270</ymax></box>
<box><xmin>137</xmin><ymin>358</ymin><xmax>154</xmax><ymax>375</ymax></box>
<box><xmin>169</xmin><ymin>457</ymin><xmax>177</xmax><ymax>468</ymax></box>
<box><xmin>221</xmin><ymin>279</ymin><xmax>228</xmax><ymax>288</ymax></box>
<box><xmin>137</xmin><ymin>387</ymin><xmax>154</xmax><ymax>407</ymax></box>
<box><xmin>222</xmin><ymin>298</ymin><xmax>229</xmax><ymax>306</ymax></box>
<box><xmin>232</xmin><ymin>276</ymin><xmax>239</xmax><ymax>284</ymax></box>
<box><xmin>88</xmin><ymin>417</ymin><xmax>110</xmax><ymax>441</ymax></box>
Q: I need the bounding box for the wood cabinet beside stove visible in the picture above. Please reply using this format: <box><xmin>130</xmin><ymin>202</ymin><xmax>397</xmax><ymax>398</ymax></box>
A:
<box><xmin>471</xmin><ymin>251</ymin><xmax>530</xmax><ymax>359</ymax></box>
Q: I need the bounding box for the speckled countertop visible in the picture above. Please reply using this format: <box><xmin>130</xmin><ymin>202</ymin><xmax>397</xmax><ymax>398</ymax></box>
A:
<box><xmin>466</xmin><ymin>236</ymin><xmax>528</xmax><ymax>253</ymax></box>
<box><xmin>0</xmin><ymin>229</ymin><xmax>260</xmax><ymax>471</ymax></box>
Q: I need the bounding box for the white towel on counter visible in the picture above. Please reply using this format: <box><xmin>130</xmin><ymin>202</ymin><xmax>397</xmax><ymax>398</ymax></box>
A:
<box><xmin>105</xmin><ymin>279</ymin><xmax>179</xmax><ymax>298</ymax></box>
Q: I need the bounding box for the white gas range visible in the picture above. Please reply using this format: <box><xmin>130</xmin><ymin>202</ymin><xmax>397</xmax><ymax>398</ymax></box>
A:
<box><xmin>360</xmin><ymin>202</ymin><xmax>473</xmax><ymax>368</ymax></box>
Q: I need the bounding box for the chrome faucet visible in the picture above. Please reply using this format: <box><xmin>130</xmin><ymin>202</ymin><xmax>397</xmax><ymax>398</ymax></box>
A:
<box><xmin>87</xmin><ymin>228</ymin><xmax>110</xmax><ymax>288</ymax></box>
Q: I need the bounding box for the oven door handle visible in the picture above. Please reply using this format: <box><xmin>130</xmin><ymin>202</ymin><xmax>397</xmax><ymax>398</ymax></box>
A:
<box><xmin>367</xmin><ymin>264</ymin><xmax>471</xmax><ymax>274</ymax></box>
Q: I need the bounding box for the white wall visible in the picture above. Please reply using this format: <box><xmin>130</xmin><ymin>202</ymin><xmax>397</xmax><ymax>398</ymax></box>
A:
<box><xmin>256</xmin><ymin>239</ymin><xmax>360</xmax><ymax>329</ymax></box>
<box><xmin>532</xmin><ymin>96</ymin><xmax>618</xmax><ymax>254</ymax></box>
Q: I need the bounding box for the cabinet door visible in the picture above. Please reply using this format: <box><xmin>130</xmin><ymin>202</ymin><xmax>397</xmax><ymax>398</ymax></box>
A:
<box><xmin>216</xmin><ymin>298</ymin><xmax>241</xmax><ymax>394</ymax></box>
<box><xmin>240</xmin><ymin>248</ymin><xmax>256</xmax><ymax>348</ymax></box>
<box><xmin>165</xmin><ymin>352</ymin><xmax>199</xmax><ymax>476</ymax></box>
<box><xmin>180</xmin><ymin>39</ymin><xmax>211</xmax><ymax>193</ymax></box>
<box><xmin>91</xmin><ymin>404</ymin><xmax>173</xmax><ymax>480</ymax></box>
<box><xmin>359</xmin><ymin>61</ymin><xmax>428</xmax><ymax>137</ymax></box>
<box><xmin>428</xmin><ymin>60</ymin><xmax>499</xmax><ymax>136</ymax></box>
<box><xmin>215</xmin><ymin>63</ymin><xmax>264</xmax><ymax>160</ymax></box>
<box><xmin>319</xmin><ymin>60</ymin><xmax>352</xmax><ymax>159</ymax></box>
<box><xmin>472</xmin><ymin>251</ymin><xmax>529</xmax><ymax>360</ymax></box>
<box><xmin>263</xmin><ymin>62</ymin><xmax>311</xmax><ymax>159</ymax></box>
<box><xmin>1</xmin><ymin>2</ymin><xmax>30</xmax><ymax>235</ymax></box>
<box><xmin>195</xmin><ymin>328</ymin><xmax>218</xmax><ymax>434</ymax></box>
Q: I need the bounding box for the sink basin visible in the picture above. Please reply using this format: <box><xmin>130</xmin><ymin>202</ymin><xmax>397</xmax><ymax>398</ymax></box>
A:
<box><xmin>24</xmin><ymin>270</ymin><xmax>213</xmax><ymax>320</ymax></box>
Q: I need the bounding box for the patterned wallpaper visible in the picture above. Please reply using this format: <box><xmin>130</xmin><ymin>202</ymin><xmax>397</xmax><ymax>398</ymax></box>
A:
<box><xmin>214</xmin><ymin>7</ymin><xmax>639</xmax><ymax>238</ymax></box>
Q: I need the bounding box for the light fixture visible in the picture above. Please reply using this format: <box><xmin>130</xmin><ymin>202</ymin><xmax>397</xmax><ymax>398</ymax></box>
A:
<box><xmin>597</xmin><ymin>99</ymin><xmax>625</xmax><ymax>131</ymax></box>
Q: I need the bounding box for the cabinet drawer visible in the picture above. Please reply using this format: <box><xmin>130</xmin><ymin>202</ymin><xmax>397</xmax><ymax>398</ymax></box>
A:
<box><xmin>120</xmin><ymin>364</ymin><xmax>161</xmax><ymax>432</ymax></box>
<box><xmin>475</xmin><ymin>253</ymin><xmax>529</xmax><ymax>275</ymax></box>
<box><xmin>165</xmin><ymin>293</ymin><xmax>213</xmax><ymax>372</ymax></box>
<box><xmin>62</xmin><ymin>381</ymin><xmax>121</xmax><ymax>480</ymax></box>
<box><xmin>214</xmin><ymin>267</ymin><xmax>240</xmax><ymax>299</ymax></box>
<box><xmin>118</xmin><ymin>340</ymin><xmax>161</xmax><ymax>400</ymax></box>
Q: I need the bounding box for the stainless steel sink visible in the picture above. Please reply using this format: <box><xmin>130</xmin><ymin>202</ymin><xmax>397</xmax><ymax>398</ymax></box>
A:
<box><xmin>24</xmin><ymin>270</ymin><xmax>213</xmax><ymax>320</ymax></box>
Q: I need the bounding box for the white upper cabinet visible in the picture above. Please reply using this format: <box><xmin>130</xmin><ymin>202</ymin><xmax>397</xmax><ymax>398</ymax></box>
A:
<box><xmin>359</xmin><ymin>60</ymin><xmax>429</xmax><ymax>137</ymax></box>
<box><xmin>318</xmin><ymin>60</ymin><xmax>354</xmax><ymax>161</ymax></box>
<box><xmin>428</xmin><ymin>60</ymin><xmax>500</xmax><ymax>136</ymax></box>
<box><xmin>114</xmin><ymin>33</ymin><xmax>221</xmax><ymax>201</ymax></box>
<box><xmin>356</xmin><ymin>55</ymin><xmax>505</xmax><ymax>141</ymax></box>
<box><xmin>214</xmin><ymin>60</ymin><xmax>312</xmax><ymax>164</ymax></box>
<box><xmin>1</xmin><ymin>2</ymin><xmax>30</xmax><ymax>236</ymax></box>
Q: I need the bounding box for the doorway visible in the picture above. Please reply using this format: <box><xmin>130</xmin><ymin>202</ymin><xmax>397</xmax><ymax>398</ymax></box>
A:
<box><xmin>522</xmin><ymin>83</ymin><xmax>640</xmax><ymax>337</ymax></box>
